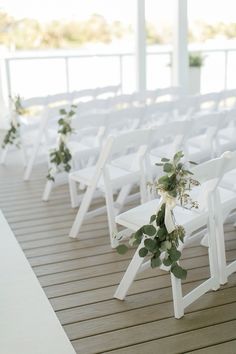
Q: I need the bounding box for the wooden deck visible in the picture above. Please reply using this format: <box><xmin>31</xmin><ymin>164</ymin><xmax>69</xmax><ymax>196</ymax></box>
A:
<box><xmin>1</xmin><ymin>160</ymin><xmax>236</xmax><ymax>354</ymax></box>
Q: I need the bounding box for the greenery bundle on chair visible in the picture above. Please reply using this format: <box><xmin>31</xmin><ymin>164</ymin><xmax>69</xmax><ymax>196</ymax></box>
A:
<box><xmin>117</xmin><ymin>151</ymin><xmax>199</xmax><ymax>280</ymax></box>
<box><xmin>47</xmin><ymin>105</ymin><xmax>77</xmax><ymax>181</ymax></box>
<box><xmin>2</xmin><ymin>95</ymin><xmax>25</xmax><ymax>149</ymax></box>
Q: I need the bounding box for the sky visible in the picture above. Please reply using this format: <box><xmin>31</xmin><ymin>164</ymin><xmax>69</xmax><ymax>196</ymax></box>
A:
<box><xmin>0</xmin><ymin>0</ymin><xmax>236</xmax><ymax>25</ymax></box>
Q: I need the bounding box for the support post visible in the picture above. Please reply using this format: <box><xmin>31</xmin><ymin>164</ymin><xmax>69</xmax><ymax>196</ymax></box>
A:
<box><xmin>0</xmin><ymin>46</ymin><xmax>9</xmax><ymax>129</ymax></box>
<box><xmin>172</xmin><ymin>0</ymin><xmax>188</xmax><ymax>93</ymax></box>
<box><xmin>136</xmin><ymin>0</ymin><xmax>146</xmax><ymax>92</ymax></box>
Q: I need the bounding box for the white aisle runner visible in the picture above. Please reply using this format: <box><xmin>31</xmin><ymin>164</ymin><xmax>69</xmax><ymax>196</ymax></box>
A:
<box><xmin>0</xmin><ymin>210</ymin><xmax>76</xmax><ymax>354</ymax></box>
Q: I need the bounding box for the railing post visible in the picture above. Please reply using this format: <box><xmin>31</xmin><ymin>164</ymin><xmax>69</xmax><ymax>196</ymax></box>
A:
<box><xmin>0</xmin><ymin>48</ymin><xmax>9</xmax><ymax>127</ymax></box>
<box><xmin>224</xmin><ymin>50</ymin><xmax>228</xmax><ymax>91</ymax></box>
<box><xmin>119</xmin><ymin>55</ymin><xmax>123</xmax><ymax>93</ymax></box>
<box><xmin>172</xmin><ymin>0</ymin><xmax>188</xmax><ymax>93</ymax></box>
<box><xmin>135</xmin><ymin>0</ymin><xmax>146</xmax><ymax>92</ymax></box>
<box><xmin>65</xmin><ymin>57</ymin><xmax>70</xmax><ymax>93</ymax></box>
<box><xmin>5</xmin><ymin>59</ymin><xmax>11</xmax><ymax>99</ymax></box>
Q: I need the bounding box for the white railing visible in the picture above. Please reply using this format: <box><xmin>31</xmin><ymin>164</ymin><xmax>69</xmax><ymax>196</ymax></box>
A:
<box><xmin>2</xmin><ymin>46</ymin><xmax>236</xmax><ymax>98</ymax></box>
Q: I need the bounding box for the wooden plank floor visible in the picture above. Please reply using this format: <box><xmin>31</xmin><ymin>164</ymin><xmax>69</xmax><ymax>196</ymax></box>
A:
<box><xmin>1</xmin><ymin>160</ymin><xmax>236</xmax><ymax>354</ymax></box>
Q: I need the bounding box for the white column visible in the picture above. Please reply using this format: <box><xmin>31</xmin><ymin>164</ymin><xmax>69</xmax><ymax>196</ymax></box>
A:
<box><xmin>0</xmin><ymin>46</ymin><xmax>9</xmax><ymax>129</ymax></box>
<box><xmin>136</xmin><ymin>0</ymin><xmax>146</xmax><ymax>92</ymax></box>
<box><xmin>172</xmin><ymin>0</ymin><xmax>188</xmax><ymax>93</ymax></box>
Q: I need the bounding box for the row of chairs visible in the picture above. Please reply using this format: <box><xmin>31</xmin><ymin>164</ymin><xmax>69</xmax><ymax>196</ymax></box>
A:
<box><xmin>40</xmin><ymin>92</ymin><xmax>236</xmax><ymax>202</ymax></box>
<box><xmin>62</xmin><ymin>90</ymin><xmax>236</xmax><ymax>319</ymax></box>
<box><xmin>67</xmin><ymin>109</ymin><xmax>236</xmax><ymax>245</ymax></box>
<box><xmin>2</xmin><ymin>87</ymin><xmax>236</xmax><ymax>190</ymax></box>
<box><xmin>0</xmin><ymin>86</ymin><xmax>183</xmax><ymax>178</ymax></box>
<box><xmin>0</xmin><ymin>84</ymin><xmax>121</xmax><ymax>167</ymax></box>
<box><xmin>2</xmin><ymin>86</ymin><xmax>236</xmax><ymax>320</ymax></box>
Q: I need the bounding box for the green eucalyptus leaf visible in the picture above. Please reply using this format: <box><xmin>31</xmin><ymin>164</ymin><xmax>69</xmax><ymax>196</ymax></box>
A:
<box><xmin>163</xmin><ymin>163</ymin><xmax>173</xmax><ymax>173</ymax></box>
<box><xmin>139</xmin><ymin>247</ymin><xmax>148</xmax><ymax>257</ymax></box>
<box><xmin>158</xmin><ymin>175</ymin><xmax>169</xmax><ymax>184</ymax></box>
<box><xmin>163</xmin><ymin>257</ymin><xmax>172</xmax><ymax>266</ymax></box>
<box><xmin>157</xmin><ymin>227</ymin><xmax>167</xmax><ymax>239</ymax></box>
<box><xmin>174</xmin><ymin>151</ymin><xmax>184</xmax><ymax>163</ymax></box>
<box><xmin>143</xmin><ymin>225</ymin><xmax>156</xmax><ymax>236</ymax></box>
<box><xmin>116</xmin><ymin>244</ymin><xmax>129</xmax><ymax>255</ymax></box>
<box><xmin>160</xmin><ymin>240</ymin><xmax>172</xmax><ymax>251</ymax></box>
<box><xmin>149</xmin><ymin>214</ymin><xmax>156</xmax><ymax>223</ymax></box>
<box><xmin>168</xmin><ymin>190</ymin><xmax>177</xmax><ymax>197</ymax></box>
<box><xmin>171</xmin><ymin>264</ymin><xmax>187</xmax><ymax>279</ymax></box>
<box><xmin>59</xmin><ymin>108</ymin><xmax>67</xmax><ymax>115</ymax></box>
<box><xmin>144</xmin><ymin>238</ymin><xmax>156</xmax><ymax>251</ymax></box>
<box><xmin>135</xmin><ymin>228</ymin><xmax>143</xmax><ymax>238</ymax></box>
<box><xmin>161</xmin><ymin>157</ymin><xmax>170</xmax><ymax>162</ymax></box>
<box><xmin>169</xmin><ymin>248</ymin><xmax>181</xmax><ymax>262</ymax></box>
<box><xmin>151</xmin><ymin>256</ymin><xmax>162</xmax><ymax>268</ymax></box>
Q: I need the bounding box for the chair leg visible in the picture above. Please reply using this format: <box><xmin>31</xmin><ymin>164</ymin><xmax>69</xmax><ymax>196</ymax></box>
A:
<box><xmin>21</xmin><ymin>146</ymin><xmax>28</xmax><ymax>167</ymax></box>
<box><xmin>0</xmin><ymin>146</ymin><xmax>8</xmax><ymax>164</ymax></box>
<box><xmin>23</xmin><ymin>125</ymin><xmax>45</xmax><ymax>180</ymax></box>
<box><xmin>24</xmin><ymin>142</ymin><xmax>40</xmax><ymax>180</ymax></box>
<box><xmin>115</xmin><ymin>184</ymin><xmax>132</xmax><ymax>212</ymax></box>
<box><xmin>103</xmin><ymin>181</ymin><xmax>119</xmax><ymax>248</ymax></box>
<box><xmin>69</xmin><ymin>178</ymin><xmax>79</xmax><ymax>208</ymax></box>
<box><xmin>200</xmin><ymin>234</ymin><xmax>209</xmax><ymax>247</ymax></box>
<box><xmin>69</xmin><ymin>184</ymin><xmax>96</xmax><ymax>238</ymax></box>
<box><xmin>114</xmin><ymin>244</ymin><xmax>144</xmax><ymax>300</ymax></box>
<box><xmin>42</xmin><ymin>180</ymin><xmax>54</xmax><ymax>201</ymax></box>
<box><xmin>170</xmin><ymin>273</ymin><xmax>184</xmax><ymax>319</ymax></box>
<box><xmin>215</xmin><ymin>204</ymin><xmax>228</xmax><ymax>285</ymax></box>
<box><xmin>207</xmin><ymin>197</ymin><xmax>221</xmax><ymax>289</ymax></box>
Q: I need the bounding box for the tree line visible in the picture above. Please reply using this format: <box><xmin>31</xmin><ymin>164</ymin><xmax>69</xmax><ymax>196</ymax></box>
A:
<box><xmin>0</xmin><ymin>11</ymin><xmax>235</xmax><ymax>50</ymax></box>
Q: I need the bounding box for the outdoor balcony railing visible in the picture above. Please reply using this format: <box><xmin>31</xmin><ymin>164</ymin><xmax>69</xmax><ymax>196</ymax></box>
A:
<box><xmin>2</xmin><ymin>45</ymin><xmax>236</xmax><ymax>98</ymax></box>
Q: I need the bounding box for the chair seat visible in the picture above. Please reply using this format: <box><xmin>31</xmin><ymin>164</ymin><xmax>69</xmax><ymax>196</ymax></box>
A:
<box><xmin>112</xmin><ymin>145</ymin><xmax>177</xmax><ymax>172</ymax></box>
<box><xmin>69</xmin><ymin>163</ymin><xmax>141</xmax><ymax>191</ymax></box>
<box><xmin>187</xmin><ymin>144</ymin><xmax>211</xmax><ymax>162</ymax></box>
<box><xmin>115</xmin><ymin>186</ymin><xmax>236</xmax><ymax>235</ymax></box>
<box><xmin>115</xmin><ymin>198</ymin><xmax>207</xmax><ymax>235</ymax></box>
<box><xmin>221</xmin><ymin>170</ymin><xmax>236</xmax><ymax>192</ymax></box>
<box><xmin>219</xmin><ymin>125</ymin><xmax>235</xmax><ymax>141</ymax></box>
<box><xmin>68</xmin><ymin>141</ymin><xmax>99</xmax><ymax>158</ymax></box>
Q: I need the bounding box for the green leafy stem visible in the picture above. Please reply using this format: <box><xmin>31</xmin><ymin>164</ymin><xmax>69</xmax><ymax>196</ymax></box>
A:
<box><xmin>117</xmin><ymin>151</ymin><xmax>200</xmax><ymax>280</ymax></box>
<box><xmin>47</xmin><ymin>105</ymin><xmax>76</xmax><ymax>181</ymax></box>
<box><xmin>2</xmin><ymin>95</ymin><xmax>24</xmax><ymax>149</ymax></box>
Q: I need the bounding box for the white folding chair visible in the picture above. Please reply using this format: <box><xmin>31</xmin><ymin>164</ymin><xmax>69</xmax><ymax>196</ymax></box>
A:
<box><xmin>187</xmin><ymin>111</ymin><xmax>227</xmax><ymax>162</ymax></box>
<box><xmin>174</xmin><ymin>95</ymin><xmax>199</xmax><ymax>120</ymax></box>
<box><xmin>194</xmin><ymin>92</ymin><xmax>222</xmax><ymax>115</ymax></box>
<box><xmin>68</xmin><ymin>129</ymin><xmax>151</xmax><ymax>247</ymax></box>
<box><xmin>23</xmin><ymin>103</ymin><xmax>70</xmax><ymax>180</ymax></box>
<box><xmin>109</xmin><ymin>94</ymin><xmax>136</xmax><ymax>109</ymax></box>
<box><xmin>217</xmin><ymin>109</ymin><xmax>236</xmax><ymax>153</ymax></box>
<box><xmin>42</xmin><ymin>111</ymin><xmax>107</xmax><ymax>201</ymax></box>
<box><xmin>114</xmin><ymin>154</ymin><xmax>229</xmax><ymax>318</ymax></box>
<box><xmin>141</xmin><ymin>101</ymin><xmax>175</xmax><ymax>127</ymax></box>
<box><xmin>220</xmin><ymin>89</ymin><xmax>236</xmax><ymax>110</ymax></box>
<box><xmin>104</xmin><ymin>107</ymin><xmax>144</xmax><ymax>135</ymax></box>
<box><xmin>213</xmin><ymin>151</ymin><xmax>236</xmax><ymax>285</ymax></box>
<box><xmin>109</xmin><ymin>120</ymin><xmax>192</xmax><ymax>206</ymax></box>
<box><xmin>155</xmin><ymin>86</ymin><xmax>183</xmax><ymax>102</ymax></box>
<box><xmin>1</xmin><ymin>95</ymin><xmax>48</xmax><ymax>166</ymax></box>
<box><xmin>95</xmin><ymin>84</ymin><xmax>121</xmax><ymax>99</ymax></box>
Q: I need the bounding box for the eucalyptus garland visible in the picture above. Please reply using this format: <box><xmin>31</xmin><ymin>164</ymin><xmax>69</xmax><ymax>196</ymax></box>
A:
<box><xmin>47</xmin><ymin>105</ymin><xmax>77</xmax><ymax>181</ymax></box>
<box><xmin>2</xmin><ymin>95</ymin><xmax>25</xmax><ymax>149</ymax></box>
<box><xmin>117</xmin><ymin>151</ymin><xmax>200</xmax><ymax>280</ymax></box>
